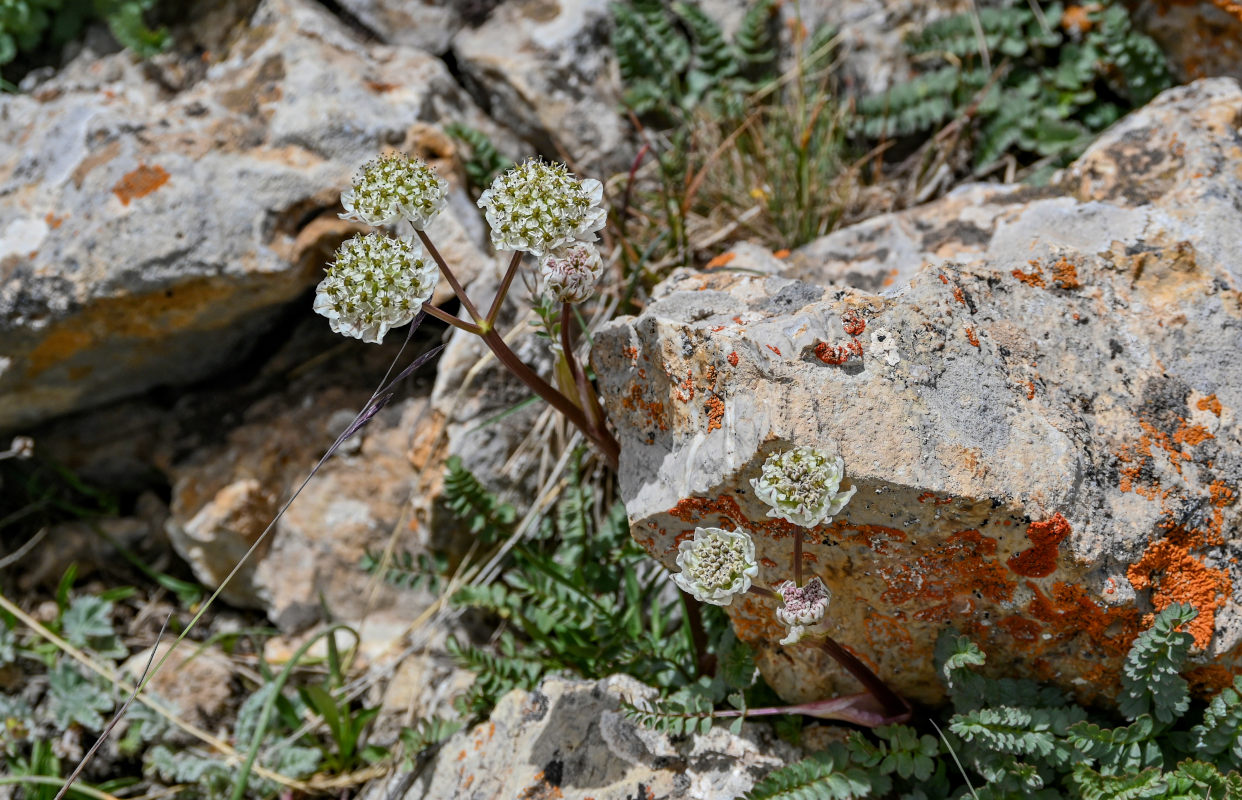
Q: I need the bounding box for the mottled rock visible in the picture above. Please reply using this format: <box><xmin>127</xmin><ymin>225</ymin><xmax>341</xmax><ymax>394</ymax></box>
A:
<box><xmin>1133</xmin><ymin>1</ymin><xmax>1242</xmax><ymax>83</ymax></box>
<box><xmin>452</xmin><ymin>0</ymin><xmax>630</xmax><ymax>173</ymax></box>
<box><xmin>384</xmin><ymin>674</ymin><xmax>796</xmax><ymax>800</ymax></box>
<box><xmin>593</xmin><ymin>78</ymin><xmax>1242</xmax><ymax>705</ymax></box>
<box><xmin>0</xmin><ymin>0</ymin><xmax>495</xmax><ymax>431</ymax></box>
<box><xmin>335</xmin><ymin>0</ymin><xmax>464</xmax><ymax>54</ymax></box>
<box><xmin>120</xmin><ymin>642</ymin><xmax>234</xmax><ymax>733</ymax></box>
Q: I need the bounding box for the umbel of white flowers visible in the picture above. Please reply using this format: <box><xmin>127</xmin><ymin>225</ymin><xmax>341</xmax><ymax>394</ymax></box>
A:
<box><xmin>775</xmin><ymin>577</ymin><xmax>831</xmax><ymax>645</ymax></box>
<box><xmin>477</xmin><ymin>159</ymin><xmax>606</xmax><ymax>257</ymax></box>
<box><xmin>340</xmin><ymin>152</ymin><xmax>448</xmax><ymax>229</ymax></box>
<box><xmin>672</xmin><ymin>527</ymin><xmax>759</xmax><ymax>606</ymax></box>
<box><xmin>751</xmin><ymin>447</ymin><xmax>857</xmax><ymax>528</ymax></box>
<box><xmin>540</xmin><ymin>243</ymin><xmax>605</xmax><ymax>304</ymax></box>
<box><xmin>312</xmin><ymin>233</ymin><xmax>438</xmax><ymax>344</ymax></box>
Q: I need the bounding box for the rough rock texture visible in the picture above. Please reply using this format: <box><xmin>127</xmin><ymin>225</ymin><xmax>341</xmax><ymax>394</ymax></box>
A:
<box><xmin>594</xmin><ymin>78</ymin><xmax>1242</xmax><ymax>705</ymax></box>
<box><xmin>0</xmin><ymin>0</ymin><xmax>494</xmax><ymax>431</ymax></box>
<box><xmin>381</xmin><ymin>674</ymin><xmax>796</xmax><ymax>800</ymax></box>
<box><xmin>335</xmin><ymin>0</ymin><xmax>465</xmax><ymax>54</ymax></box>
<box><xmin>1134</xmin><ymin>1</ymin><xmax>1242</xmax><ymax>83</ymax></box>
<box><xmin>452</xmin><ymin>0</ymin><xmax>630</xmax><ymax>174</ymax></box>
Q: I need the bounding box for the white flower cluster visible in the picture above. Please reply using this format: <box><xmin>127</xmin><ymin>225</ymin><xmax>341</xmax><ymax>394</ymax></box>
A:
<box><xmin>540</xmin><ymin>243</ymin><xmax>604</xmax><ymax>304</ymax></box>
<box><xmin>774</xmin><ymin>577</ymin><xmax>831</xmax><ymax>645</ymax></box>
<box><xmin>340</xmin><ymin>153</ymin><xmax>448</xmax><ymax>229</ymax></box>
<box><xmin>477</xmin><ymin>159</ymin><xmax>606</xmax><ymax>256</ymax></box>
<box><xmin>751</xmin><ymin>447</ymin><xmax>857</xmax><ymax>528</ymax></box>
<box><xmin>312</xmin><ymin>232</ymin><xmax>438</xmax><ymax>344</ymax></box>
<box><xmin>671</xmin><ymin>527</ymin><xmax>759</xmax><ymax>606</ymax></box>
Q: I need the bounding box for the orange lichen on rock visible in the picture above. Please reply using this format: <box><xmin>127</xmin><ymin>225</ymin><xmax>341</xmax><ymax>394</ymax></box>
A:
<box><xmin>842</xmin><ymin>311</ymin><xmax>866</xmax><ymax>336</ymax></box>
<box><xmin>1051</xmin><ymin>257</ymin><xmax>1081</xmax><ymax>289</ymax></box>
<box><xmin>1127</xmin><ymin>538</ymin><xmax>1230</xmax><ymax>648</ymax></box>
<box><xmin>673</xmin><ymin>370</ymin><xmax>695</xmax><ymax>403</ymax></box>
<box><xmin>705</xmin><ymin>251</ymin><xmax>736</xmax><ymax>269</ymax></box>
<box><xmin>952</xmin><ymin>286</ymin><xmax>967</xmax><ymax>305</ymax></box>
<box><xmin>765</xmin><ymin>344</ymin><xmax>781</xmax><ymax>355</ymax></box>
<box><xmin>1026</xmin><ymin>381</ymin><xmax>1036</xmax><ymax>400</ymax></box>
<box><xmin>1012</xmin><ymin>267</ymin><xmax>1046</xmax><ymax>288</ymax></box>
<box><xmin>1197</xmin><ymin>394</ymin><xmax>1223</xmax><ymax>416</ymax></box>
<box><xmin>704</xmin><ymin>394</ymin><xmax>724</xmax><ymax>432</ymax></box>
<box><xmin>727</xmin><ymin>351</ymin><xmax>739</xmax><ymax>366</ymax></box>
<box><xmin>1186</xmin><ymin>664</ymin><xmax>1240</xmax><ymax>696</ymax></box>
<box><xmin>112</xmin><ymin>164</ymin><xmax>170</xmax><ymax>205</ymax></box>
<box><xmin>773</xmin><ymin>249</ymin><xmax>791</xmax><ymax>259</ymax></box>
<box><xmin>620</xmin><ymin>383</ymin><xmax>669</xmax><ymax>432</ymax></box>
<box><xmin>965</xmin><ymin>327</ymin><xmax>980</xmax><ymax>347</ymax></box>
<box><xmin>879</xmin><ymin>529</ymin><xmax>1015</xmax><ymax>609</ymax></box>
<box><xmin>44</xmin><ymin>212</ymin><xmax>65</xmax><ymax>229</ymax></box>
<box><xmin>622</xmin><ymin>345</ymin><xmax>638</xmax><ymax>365</ymax></box>
<box><xmin>1173</xmin><ymin>421</ymin><xmax>1214</xmax><ymax>447</ymax></box>
<box><xmin>1007</xmin><ymin>512</ymin><xmax>1071</xmax><ymax>578</ymax></box>
<box><xmin>997</xmin><ymin>615</ymin><xmax>1042</xmax><ymax>642</ymax></box>
<box><xmin>1024</xmin><ymin>581</ymin><xmax>1141</xmax><ymax>657</ymax></box>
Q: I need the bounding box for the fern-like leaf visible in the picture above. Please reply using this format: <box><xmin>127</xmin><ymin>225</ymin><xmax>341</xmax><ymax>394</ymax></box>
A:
<box><xmin>1119</xmin><ymin>603</ymin><xmax>1196</xmax><ymax>724</ymax></box>
<box><xmin>744</xmin><ymin>743</ymin><xmax>892</xmax><ymax>800</ymax></box>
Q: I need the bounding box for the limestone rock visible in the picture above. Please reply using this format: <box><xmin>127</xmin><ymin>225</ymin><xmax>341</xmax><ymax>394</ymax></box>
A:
<box><xmin>593</xmin><ymin>78</ymin><xmax>1242</xmax><ymax>705</ymax></box>
<box><xmin>387</xmin><ymin>674</ymin><xmax>796</xmax><ymax>800</ymax></box>
<box><xmin>452</xmin><ymin>0</ymin><xmax>630</xmax><ymax>174</ymax></box>
<box><xmin>335</xmin><ymin>0</ymin><xmax>465</xmax><ymax>54</ymax></box>
<box><xmin>0</xmin><ymin>0</ymin><xmax>494</xmax><ymax>431</ymax></box>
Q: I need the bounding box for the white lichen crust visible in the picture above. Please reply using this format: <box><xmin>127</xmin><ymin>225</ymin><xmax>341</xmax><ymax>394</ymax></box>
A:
<box><xmin>671</xmin><ymin>527</ymin><xmax>759</xmax><ymax>606</ymax></box>
<box><xmin>774</xmin><ymin>577</ymin><xmax>831</xmax><ymax>645</ymax></box>
<box><xmin>477</xmin><ymin>159</ymin><xmax>606</xmax><ymax>256</ymax></box>
<box><xmin>313</xmin><ymin>232</ymin><xmax>438</xmax><ymax>344</ymax></box>
<box><xmin>340</xmin><ymin>153</ymin><xmax>448</xmax><ymax>229</ymax></box>
<box><xmin>540</xmin><ymin>243</ymin><xmax>605</xmax><ymax>304</ymax></box>
<box><xmin>751</xmin><ymin>447</ymin><xmax>857</xmax><ymax>528</ymax></box>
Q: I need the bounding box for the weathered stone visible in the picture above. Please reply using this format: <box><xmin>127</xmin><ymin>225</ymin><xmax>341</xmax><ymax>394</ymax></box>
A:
<box><xmin>0</xmin><ymin>0</ymin><xmax>496</xmax><ymax>431</ymax></box>
<box><xmin>120</xmin><ymin>642</ymin><xmax>235</xmax><ymax>734</ymax></box>
<box><xmin>1132</xmin><ymin>1</ymin><xmax>1242</xmax><ymax>84</ymax></box>
<box><xmin>452</xmin><ymin>0</ymin><xmax>630</xmax><ymax>174</ymax></box>
<box><xmin>334</xmin><ymin>0</ymin><xmax>464</xmax><ymax>54</ymax></box>
<box><xmin>379</xmin><ymin>674</ymin><xmax>796</xmax><ymax>800</ymax></box>
<box><xmin>593</xmin><ymin>78</ymin><xmax>1242</xmax><ymax>705</ymax></box>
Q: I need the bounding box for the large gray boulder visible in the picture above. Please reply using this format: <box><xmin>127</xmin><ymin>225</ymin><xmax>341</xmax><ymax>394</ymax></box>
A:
<box><xmin>0</xmin><ymin>0</ymin><xmax>497</xmax><ymax>431</ymax></box>
<box><xmin>593</xmin><ymin>78</ymin><xmax>1242</xmax><ymax>705</ymax></box>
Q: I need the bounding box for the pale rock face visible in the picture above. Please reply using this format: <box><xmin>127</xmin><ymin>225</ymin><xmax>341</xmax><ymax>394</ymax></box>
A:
<box><xmin>593</xmin><ymin>79</ymin><xmax>1242</xmax><ymax>705</ymax></box>
<box><xmin>0</xmin><ymin>0</ymin><xmax>496</xmax><ymax>430</ymax></box>
<box><xmin>451</xmin><ymin>0</ymin><xmax>630</xmax><ymax>174</ymax></box>
<box><xmin>378</xmin><ymin>674</ymin><xmax>797</xmax><ymax>800</ymax></box>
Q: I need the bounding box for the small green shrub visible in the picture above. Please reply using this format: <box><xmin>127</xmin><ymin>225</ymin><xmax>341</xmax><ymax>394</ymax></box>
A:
<box><xmin>738</xmin><ymin>604</ymin><xmax>1242</xmax><ymax>799</ymax></box>
<box><xmin>855</xmin><ymin>1</ymin><xmax>1172</xmax><ymax>177</ymax></box>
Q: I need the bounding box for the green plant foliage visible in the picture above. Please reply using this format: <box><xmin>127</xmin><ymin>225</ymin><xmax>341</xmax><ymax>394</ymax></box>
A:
<box><xmin>0</xmin><ymin>0</ymin><xmax>166</xmax><ymax>82</ymax></box>
<box><xmin>445</xmin><ymin>123</ymin><xmax>513</xmax><ymax>193</ymax></box>
<box><xmin>855</xmin><ymin>0</ymin><xmax>1173</xmax><ymax>175</ymax></box>
<box><xmin>611</xmin><ymin>0</ymin><xmax>777</xmax><ymax>121</ymax></box>
<box><xmin>738</xmin><ymin>604</ymin><xmax>1242</xmax><ymax>799</ymax></box>
<box><xmin>398</xmin><ymin>715</ymin><xmax>464</xmax><ymax>768</ymax></box>
<box><xmin>360</xmin><ymin>548</ymin><xmax>447</xmax><ymax>593</ymax></box>
<box><xmin>46</xmin><ymin>660</ymin><xmax>113</xmax><ymax>730</ymax></box>
<box><xmin>60</xmin><ymin>594</ymin><xmax>127</xmax><ymax>658</ymax></box>
<box><xmin>445</xmin><ymin>450</ymin><xmax>717</xmax><ymax>716</ymax></box>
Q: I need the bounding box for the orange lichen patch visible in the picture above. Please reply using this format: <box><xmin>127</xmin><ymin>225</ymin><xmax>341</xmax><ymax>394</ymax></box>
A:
<box><xmin>364</xmin><ymin>80</ymin><xmax>400</xmax><ymax>92</ymax></box>
<box><xmin>1012</xmin><ymin>268</ymin><xmax>1046</xmax><ymax>288</ymax></box>
<box><xmin>879</xmin><ymin>529</ymin><xmax>1015</xmax><ymax>608</ymax></box>
<box><xmin>765</xmin><ymin>344</ymin><xmax>782</xmax><ymax>356</ymax></box>
<box><xmin>841</xmin><ymin>311</ymin><xmax>866</xmax><ymax>336</ymax></box>
<box><xmin>1173</xmin><ymin>422</ymin><xmax>1214</xmax><ymax>447</ymax></box>
<box><xmin>882</xmin><ymin>268</ymin><xmax>900</xmax><ymax>288</ymax></box>
<box><xmin>1025</xmin><ymin>581</ymin><xmax>1141</xmax><ymax>656</ymax></box>
<box><xmin>728</xmin><ymin>591</ymin><xmax>788</xmax><ymax>644</ymax></box>
<box><xmin>996</xmin><ymin>615</ymin><xmax>1042</xmax><ymax>642</ymax></box>
<box><xmin>1007</xmin><ymin>513</ymin><xmax>1071</xmax><ymax>578</ymax></box>
<box><xmin>112</xmin><ymin>164</ymin><xmax>170</xmax><ymax>205</ymax></box>
<box><xmin>1210</xmin><ymin>481</ymin><xmax>1236</xmax><ymax>507</ymax></box>
<box><xmin>667</xmin><ymin>494</ymin><xmax>798</xmax><ymax>541</ymax></box>
<box><xmin>705</xmin><ymin>251</ymin><xmax>736</xmax><ymax>269</ymax></box>
<box><xmin>1197</xmin><ymin>394</ymin><xmax>1223</xmax><ymax>416</ymax></box>
<box><xmin>1051</xmin><ymin>257</ymin><xmax>1081</xmax><ymax>290</ymax></box>
<box><xmin>938</xmin><ymin>273</ymin><xmax>949</xmax><ymax>284</ymax></box>
<box><xmin>1186</xmin><ymin>664</ymin><xmax>1239</xmax><ymax>696</ymax></box>
<box><xmin>622</xmin><ymin>345</ymin><xmax>638</xmax><ymax>365</ymax></box>
<box><xmin>760</xmin><ymin>557</ymin><xmax>778</xmax><ymax>569</ymax></box>
<box><xmin>1026</xmin><ymin>381</ymin><xmax>1036</xmax><ymax>400</ymax></box>
<box><xmin>727</xmin><ymin>351</ymin><xmax>739</xmax><ymax>366</ymax></box>
<box><xmin>952</xmin><ymin>286</ymin><xmax>967</xmax><ymax>305</ymax></box>
<box><xmin>673</xmin><ymin>370</ymin><xmax>695</xmax><ymax>403</ymax></box>
<box><xmin>813</xmin><ymin>338</ymin><xmax>862</xmax><ymax>365</ymax></box>
<box><xmin>518</xmin><ymin>770</ymin><xmax>564</xmax><ymax>800</ymax></box>
<box><xmin>916</xmin><ymin>492</ymin><xmax>953</xmax><ymax>506</ymax></box>
<box><xmin>620</xmin><ymin>384</ymin><xmax>669</xmax><ymax>432</ymax></box>
<box><xmin>773</xmin><ymin>249</ymin><xmax>791</xmax><ymax>259</ymax></box>
<box><xmin>827</xmin><ymin>522</ymin><xmax>908</xmax><ymax>555</ymax></box>
<box><xmin>801</xmin><ymin>551</ymin><xmax>818</xmax><ymax>563</ymax></box>
<box><xmin>44</xmin><ymin>212</ymin><xmax>65</xmax><ymax>229</ymax></box>
<box><xmin>1127</xmin><ymin>539</ymin><xmax>1229</xmax><ymax>648</ymax></box>
<box><xmin>965</xmin><ymin>327</ymin><xmax>980</xmax><ymax>347</ymax></box>
<box><xmin>704</xmin><ymin>394</ymin><xmax>725</xmax><ymax>433</ymax></box>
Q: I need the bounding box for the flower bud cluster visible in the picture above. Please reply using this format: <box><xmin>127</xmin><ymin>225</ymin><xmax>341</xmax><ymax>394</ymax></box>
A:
<box><xmin>312</xmin><ymin>232</ymin><xmax>438</xmax><ymax>344</ymax></box>
<box><xmin>540</xmin><ymin>243</ymin><xmax>604</xmax><ymax>304</ymax></box>
<box><xmin>775</xmin><ymin>577</ymin><xmax>831</xmax><ymax>645</ymax></box>
<box><xmin>477</xmin><ymin>159</ymin><xmax>606</xmax><ymax>256</ymax></box>
<box><xmin>340</xmin><ymin>153</ymin><xmax>448</xmax><ymax>229</ymax></box>
<box><xmin>751</xmin><ymin>447</ymin><xmax>857</xmax><ymax>528</ymax></box>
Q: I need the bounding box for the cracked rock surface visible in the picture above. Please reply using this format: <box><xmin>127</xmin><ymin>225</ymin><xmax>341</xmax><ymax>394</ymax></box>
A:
<box><xmin>593</xmin><ymin>78</ymin><xmax>1242</xmax><ymax>705</ymax></box>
